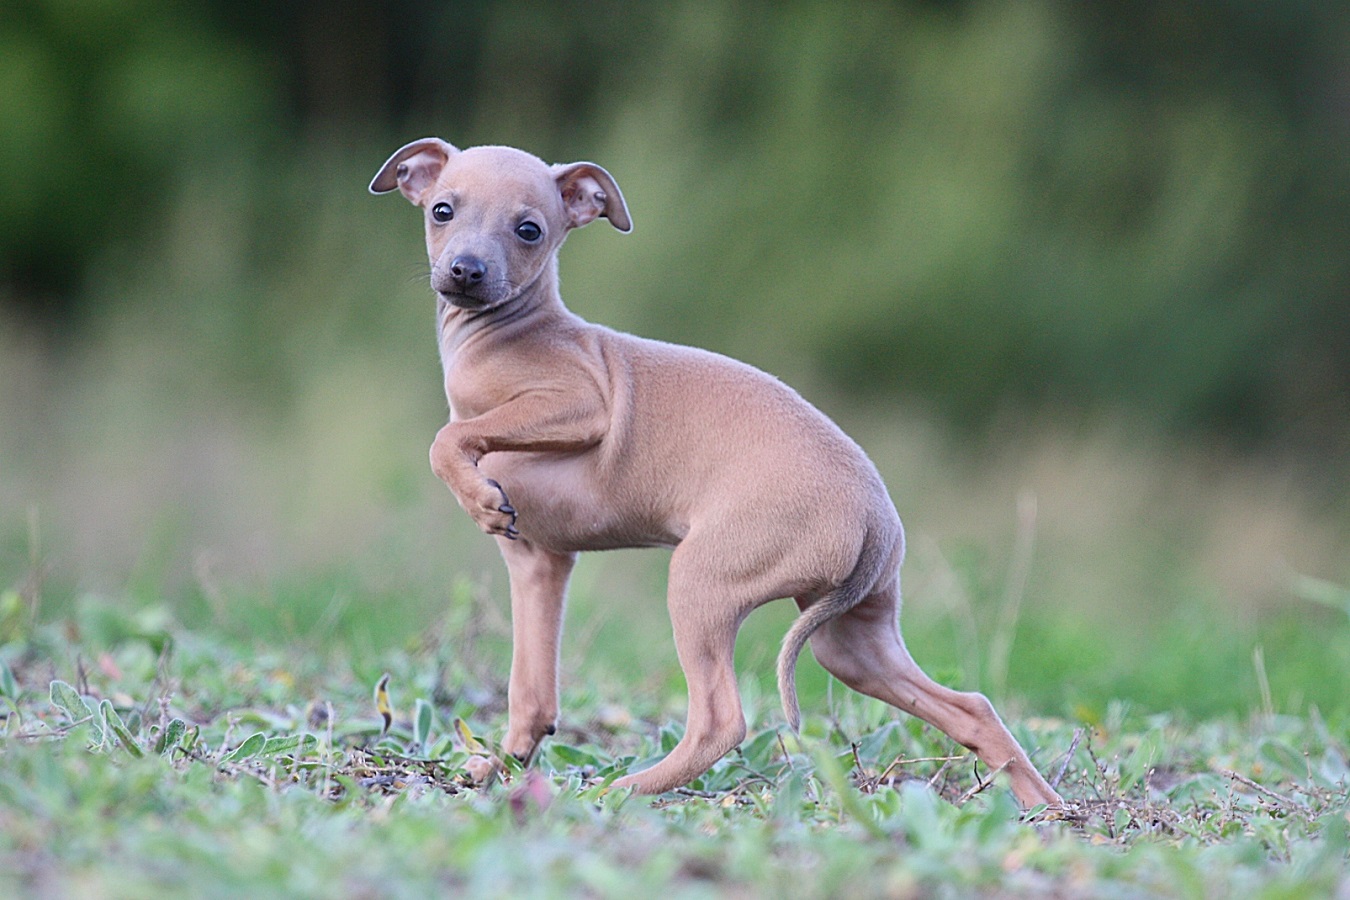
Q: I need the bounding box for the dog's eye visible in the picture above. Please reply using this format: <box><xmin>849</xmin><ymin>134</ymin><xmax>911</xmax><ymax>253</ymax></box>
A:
<box><xmin>516</xmin><ymin>221</ymin><xmax>543</xmax><ymax>243</ymax></box>
<box><xmin>431</xmin><ymin>202</ymin><xmax>454</xmax><ymax>223</ymax></box>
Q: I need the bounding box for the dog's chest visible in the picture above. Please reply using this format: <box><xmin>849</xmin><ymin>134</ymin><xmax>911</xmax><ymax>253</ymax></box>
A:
<box><xmin>437</xmin><ymin>344</ymin><xmax>520</xmax><ymax>423</ymax></box>
<box><xmin>443</xmin><ymin>377</ymin><xmax>498</xmax><ymax>422</ymax></box>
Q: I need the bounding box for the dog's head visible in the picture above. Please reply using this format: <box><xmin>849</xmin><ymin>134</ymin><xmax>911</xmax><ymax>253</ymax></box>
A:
<box><xmin>371</xmin><ymin>139</ymin><xmax>631</xmax><ymax>312</ymax></box>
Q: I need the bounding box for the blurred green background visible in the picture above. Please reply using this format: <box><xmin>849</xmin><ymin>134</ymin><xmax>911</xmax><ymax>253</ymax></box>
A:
<box><xmin>2</xmin><ymin>0</ymin><xmax>1349</xmax><ymax>721</ymax></box>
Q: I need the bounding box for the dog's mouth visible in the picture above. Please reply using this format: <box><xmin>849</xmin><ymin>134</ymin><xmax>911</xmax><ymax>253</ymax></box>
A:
<box><xmin>438</xmin><ymin>289</ymin><xmax>491</xmax><ymax>310</ymax></box>
<box><xmin>435</xmin><ymin>279</ymin><xmax>521</xmax><ymax>313</ymax></box>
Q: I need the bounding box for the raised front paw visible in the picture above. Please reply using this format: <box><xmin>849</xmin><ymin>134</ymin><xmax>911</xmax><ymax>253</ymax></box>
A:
<box><xmin>467</xmin><ymin>478</ymin><xmax>519</xmax><ymax>539</ymax></box>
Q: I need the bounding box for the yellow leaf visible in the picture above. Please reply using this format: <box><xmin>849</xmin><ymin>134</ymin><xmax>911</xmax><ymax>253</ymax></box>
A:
<box><xmin>454</xmin><ymin>717</ymin><xmax>486</xmax><ymax>754</ymax></box>
<box><xmin>373</xmin><ymin>673</ymin><xmax>393</xmax><ymax>736</ymax></box>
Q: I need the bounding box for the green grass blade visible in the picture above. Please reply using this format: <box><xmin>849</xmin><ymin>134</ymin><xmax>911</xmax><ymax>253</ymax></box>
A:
<box><xmin>413</xmin><ymin>698</ymin><xmax>433</xmax><ymax>754</ymax></box>
<box><xmin>0</xmin><ymin>659</ymin><xmax>18</xmax><ymax>700</ymax></box>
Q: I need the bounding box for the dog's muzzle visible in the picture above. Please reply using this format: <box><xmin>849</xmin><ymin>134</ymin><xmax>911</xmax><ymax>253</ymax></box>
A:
<box><xmin>433</xmin><ymin>254</ymin><xmax>497</xmax><ymax>308</ymax></box>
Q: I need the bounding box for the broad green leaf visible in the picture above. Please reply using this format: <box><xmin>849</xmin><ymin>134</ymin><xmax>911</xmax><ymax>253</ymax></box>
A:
<box><xmin>90</xmin><ymin>698</ymin><xmax>110</xmax><ymax>751</ymax></box>
<box><xmin>426</xmin><ymin>734</ymin><xmax>457</xmax><ymax>759</ymax></box>
<box><xmin>180</xmin><ymin>724</ymin><xmax>201</xmax><ymax>754</ymax></box>
<box><xmin>156</xmin><ymin>718</ymin><xmax>188</xmax><ymax>756</ymax></box>
<box><xmin>854</xmin><ymin>721</ymin><xmax>904</xmax><ymax>762</ymax></box>
<box><xmin>774</xmin><ymin>769</ymin><xmax>806</xmax><ymax>821</ymax></box>
<box><xmin>549</xmin><ymin>743</ymin><xmax>601</xmax><ymax>768</ymax></box>
<box><xmin>658</xmin><ymin>724</ymin><xmax>681</xmax><ymax>753</ymax></box>
<box><xmin>50</xmin><ymin>679</ymin><xmax>103</xmax><ymax>743</ymax></box>
<box><xmin>49</xmin><ymin>679</ymin><xmax>91</xmax><ymax>723</ymax></box>
<box><xmin>740</xmin><ymin>728</ymin><xmax>785</xmax><ymax>769</ymax></box>
<box><xmin>225</xmin><ymin>732</ymin><xmax>267</xmax><ymax>763</ymax></box>
<box><xmin>100</xmin><ymin>699</ymin><xmax>144</xmax><ymax>758</ymax></box>
<box><xmin>497</xmin><ymin>751</ymin><xmax>524</xmax><ymax>777</ymax></box>
<box><xmin>258</xmin><ymin>734</ymin><xmax>318</xmax><ymax>758</ymax></box>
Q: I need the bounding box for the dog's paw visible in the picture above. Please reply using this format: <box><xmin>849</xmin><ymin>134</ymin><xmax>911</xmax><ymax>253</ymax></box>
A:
<box><xmin>468</xmin><ymin>478</ymin><xmax>519</xmax><ymax>539</ymax></box>
<box><xmin>461</xmin><ymin>754</ymin><xmax>502</xmax><ymax>787</ymax></box>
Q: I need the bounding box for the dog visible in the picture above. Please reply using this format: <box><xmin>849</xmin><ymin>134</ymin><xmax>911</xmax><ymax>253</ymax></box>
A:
<box><xmin>370</xmin><ymin>139</ymin><xmax>1063</xmax><ymax>809</ymax></box>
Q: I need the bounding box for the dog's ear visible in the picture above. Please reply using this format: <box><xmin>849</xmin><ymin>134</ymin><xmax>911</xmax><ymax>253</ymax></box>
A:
<box><xmin>553</xmin><ymin>162</ymin><xmax>632</xmax><ymax>233</ymax></box>
<box><xmin>369</xmin><ymin>138</ymin><xmax>458</xmax><ymax>204</ymax></box>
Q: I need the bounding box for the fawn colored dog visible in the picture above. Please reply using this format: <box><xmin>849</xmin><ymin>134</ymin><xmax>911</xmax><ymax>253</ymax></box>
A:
<box><xmin>370</xmin><ymin>138</ymin><xmax>1063</xmax><ymax>809</ymax></box>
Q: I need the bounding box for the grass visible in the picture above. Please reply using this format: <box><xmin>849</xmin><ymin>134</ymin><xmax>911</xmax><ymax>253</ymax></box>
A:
<box><xmin>2</xmin><ymin>584</ymin><xmax>1347</xmax><ymax>898</ymax></box>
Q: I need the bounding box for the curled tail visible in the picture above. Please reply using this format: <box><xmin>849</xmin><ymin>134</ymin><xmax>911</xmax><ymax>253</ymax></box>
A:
<box><xmin>775</xmin><ymin>530</ymin><xmax>894</xmax><ymax>731</ymax></box>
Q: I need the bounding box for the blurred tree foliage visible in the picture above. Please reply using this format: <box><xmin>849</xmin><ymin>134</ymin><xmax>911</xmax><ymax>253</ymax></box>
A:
<box><xmin>0</xmin><ymin>0</ymin><xmax>277</xmax><ymax>313</ymax></box>
<box><xmin>2</xmin><ymin>0</ymin><xmax>1348</xmax><ymax>455</ymax></box>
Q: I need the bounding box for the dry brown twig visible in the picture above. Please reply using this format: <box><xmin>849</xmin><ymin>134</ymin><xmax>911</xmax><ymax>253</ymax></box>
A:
<box><xmin>1222</xmin><ymin>769</ymin><xmax>1307</xmax><ymax>813</ymax></box>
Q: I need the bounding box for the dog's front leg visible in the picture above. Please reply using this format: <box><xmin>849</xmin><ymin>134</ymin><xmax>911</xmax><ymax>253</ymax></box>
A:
<box><xmin>496</xmin><ymin>537</ymin><xmax>577</xmax><ymax>764</ymax></box>
<box><xmin>430</xmin><ymin>421</ymin><xmax>520</xmax><ymax>538</ymax></box>
<box><xmin>430</xmin><ymin>392</ymin><xmax>606</xmax><ymax>538</ymax></box>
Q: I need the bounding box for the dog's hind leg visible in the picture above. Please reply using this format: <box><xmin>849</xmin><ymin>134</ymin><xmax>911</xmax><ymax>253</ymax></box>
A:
<box><xmin>612</xmin><ymin>538</ymin><xmax>756</xmax><ymax>794</ymax></box>
<box><xmin>803</xmin><ymin>583</ymin><xmax>1064</xmax><ymax>810</ymax></box>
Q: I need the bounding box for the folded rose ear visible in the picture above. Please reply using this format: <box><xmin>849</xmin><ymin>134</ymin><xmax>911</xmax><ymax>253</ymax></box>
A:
<box><xmin>553</xmin><ymin>162</ymin><xmax>632</xmax><ymax>232</ymax></box>
<box><xmin>369</xmin><ymin>138</ymin><xmax>459</xmax><ymax>204</ymax></box>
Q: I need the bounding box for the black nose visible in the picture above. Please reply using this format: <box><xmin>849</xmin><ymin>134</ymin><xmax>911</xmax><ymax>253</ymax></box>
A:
<box><xmin>449</xmin><ymin>255</ymin><xmax>486</xmax><ymax>288</ymax></box>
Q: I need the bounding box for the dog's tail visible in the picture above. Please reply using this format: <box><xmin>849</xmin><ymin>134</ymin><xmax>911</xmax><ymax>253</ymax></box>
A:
<box><xmin>775</xmin><ymin>528</ymin><xmax>894</xmax><ymax>731</ymax></box>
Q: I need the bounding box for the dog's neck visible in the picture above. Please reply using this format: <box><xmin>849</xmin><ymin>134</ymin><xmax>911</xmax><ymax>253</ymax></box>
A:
<box><xmin>436</xmin><ymin>258</ymin><xmax>572</xmax><ymax>363</ymax></box>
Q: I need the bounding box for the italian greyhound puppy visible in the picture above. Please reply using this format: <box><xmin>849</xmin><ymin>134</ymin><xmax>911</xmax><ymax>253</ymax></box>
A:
<box><xmin>370</xmin><ymin>139</ymin><xmax>1063</xmax><ymax>809</ymax></box>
